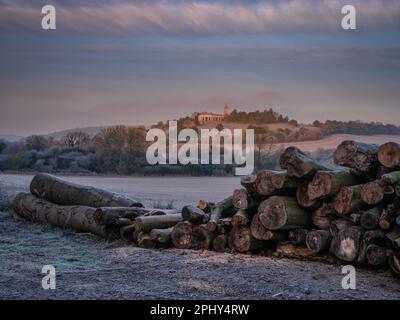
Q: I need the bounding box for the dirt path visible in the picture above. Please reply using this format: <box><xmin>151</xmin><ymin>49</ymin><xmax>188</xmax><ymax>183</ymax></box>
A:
<box><xmin>1</xmin><ymin>174</ymin><xmax>400</xmax><ymax>300</ymax></box>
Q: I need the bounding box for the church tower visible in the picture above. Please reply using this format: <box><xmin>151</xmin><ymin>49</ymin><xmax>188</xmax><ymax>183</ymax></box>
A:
<box><xmin>223</xmin><ymin>104</ymin><xmax>230</xmax><ymax>117</ymax></box>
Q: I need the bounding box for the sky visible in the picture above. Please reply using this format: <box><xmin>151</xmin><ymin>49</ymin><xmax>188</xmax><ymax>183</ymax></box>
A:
<box><xmin>0</xmin><ymin>0</ymin><xmax>399</xmax><ymax>136</ymax></box>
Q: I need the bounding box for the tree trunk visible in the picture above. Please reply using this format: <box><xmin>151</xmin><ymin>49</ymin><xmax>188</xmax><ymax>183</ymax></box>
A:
<box><xmin>150</xmin><ymin>227</ymin><xmax>173</xmax><ymax>244</ymax></box>
<box><xmin>250</xmin><ymin>214</ymin><xmax>287</xmax><ymax>241</ymax></box>
<box><xmin>213</xmin><ymin>234</ymin><xmax>228</xmax><ymax>252</ymax></box>
<box><xmin>366</xmin><ymin>244</ymin><xmax>388</xmax><ymax>266</ymax></box>
<box><xmin>312</xmin><ymin>204</ymin><xmax>337</xmax><ymax>230</ymax></box>
<box><xmin>306</xmin><ymin>230</ymin><xmax>332</xmax><ymax>253</ymax></box>
<box><xmin>232</xmin><ymin>189</ymin><xmax>258</xmax><ymax>211</ymax></box>
<box><xmin>357</xmin><ymin>230</ymin><xmax>386</xmax><ymax>264</ymax></box>
<box><xmin>307</xmin><ymin>170</ymin><xmax>359</xmax><ymax>200</ymax></box>
<box><xmin>192</xmin><ymin>225</ymin><xmax>215</xmax><ymax>250</ymax></box>
<box><xmin>333</xmin><ymin>140</ymin><xmax>379</xmax><ymax>174</ymax></box>
<box><xmin>206</xmin><ymin>196</ymin><xmax>234</xmax><ymax>232</ymax></box>
<box><xmin>279</xmin><ymin>146</ymin><xmax>331</xmax><ymax>178</ymax></box>
<box><xmin>258</xmin><ymin>196</ymin><xmax>310</xmax><ymax>230</ymax></box>
<box><xmin>359</xmin><ymin>206</ymin><xmax>383</xmax><ymax>230</ymax></box>
<box><xmin>361</xmin><ymin>180</ymin><xmax>394</xmax><ymax>205</ymax></box>
<box><xmin>13</xmin><ymin>192</ymin><xmax>109</xmax><ymax>238</ymax></box>
<box><xmin>30</xmin><ymin>173</ymin><xmax>142</xmax><ymax>208</ymax></box>
<box><xmin>296</xmin><ymin>182</ymin><xmax>322</xmax><ymax>210</ymax></box>
<box><xmin>378</xmin><ymin>142</ymin><xmax>400</xmax><ymax>169</ymax></box>
<box><xmin>288</xmin><ymin>229</ymin><xmax>309</xmax><ymax>245</ymax></box>
<box><xmin>330</xmin><ymin>226</ymin><xmax>363</xmax><ymax>262</ymax></box>
<box><xmin>333</xmin><ymin>184</ymin><xmax>367</xmax><ymax>215</ymax></box>
<box><xmin>255</xmin><ymin>170</ymin><xmax>298</xmax><ymax>196</ymax></box>
<box><xmin>133</xmin><ymin>214</ymin><xmax>182</xmax><ymax>233</ymax></box>
<box><xmin>182</xmin><ymin>205</ymin><xmax>207</xmax><ymax>224</ymax></box>
<box><xmin>379</xmin><ymin>203</ymin><xmax>399</xmax><ymax>230</ymax></box>
<box><xmin>231</xmin><ymin>209</ymin><xmax>251</xmax><ymax>226</ymax></box>
<box><xmin>171</xmin><ymin>221</ymin><xmax>193</xmax><ymax>249</ymax></box>
<box><xmin>228</xmin><ymin>226</ymin><xmax>265</xmax><ymax>252</ymax></box>
<box><xmin>137</xmin><ymin>232</ymin><xmax>156</xmax><ymax>249</ymax></box>
<box><xmin>329</xmin><ymin>219</ymin><xmax>353</xmax><ymax>239</ymax></box>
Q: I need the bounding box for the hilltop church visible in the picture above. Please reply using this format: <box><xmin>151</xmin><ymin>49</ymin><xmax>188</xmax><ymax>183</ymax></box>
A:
<box><xmin>197</xmin><ymin>104</ymin><xmax>230</xmax><ymax>123</ymax></box>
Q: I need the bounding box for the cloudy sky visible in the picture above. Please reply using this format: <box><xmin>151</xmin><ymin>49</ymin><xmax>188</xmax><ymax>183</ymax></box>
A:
<box><xmin>0</xmin><ymin>0</ymin><xmax>399</xmax><ymax>136</ymax></box>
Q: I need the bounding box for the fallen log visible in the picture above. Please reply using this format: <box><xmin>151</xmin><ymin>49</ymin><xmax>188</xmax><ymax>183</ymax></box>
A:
<box><xmin>232</xmin><ymin>189</ymin><xmax>258</xmax><ymax>211</ymax></box>
<box><xmin>182</xmin><ymin>205</ymin><xmax>207</xmax><ymax>224</ymax></box>
<box><xmin>312</xmin><ymin>204</ymin><xmax>337</xmax><ymax>230</ymax></box>
<box><xmin>330</xmin><ymin>226</ymin><xmax>363</xmax><ymax>262</ymax></box>
<box><xmin>250</xmin><ymin>214</ymin><xmax>287</xmax><ymax>241</ymax></box>
<box><xmin>133</xmin><ymin>214</ymin><xmax>182</xmax><ymax>233</ymax></box>
<box><xmin>333</xmin><ymin>184</ymin><xmax>368</xmax><ymax>215</ymax></box>
<box><xmin>359</xmin><ymin>206</ymin><xmax>383</xmax><ymax>230</ymax></box>
<box><xmin>206</xmin><ymin>196</ymin><xmax>234</xmax><ymax>232</ymax></box>
<box><xmin>333</xmin><ymin>141</ymin><xmax>379</xmax><ymax>174</ymax></box>
<box><xmin>306</xmin><ymin>230</ymin><xmax>332</xmax><ymax>253</ymax></box>
<box><xmin>240</xmin><ymin>174</ymin><xmax>258</xmax><ymax>194</ymax></box>
<box><xmin>198</xmin><ymin>200</ymin><xmax>214</xmax><ymax>214</ymax></box>
<box><xmin>150</xmin><ymin>227</ymin><xmax>173</xmax><ymax>244</ymax></box>
<box><xmin>30</xmin><ymin>173</ymin><xmax>142</xmax><ymax>208</ymax></box>
<box><xmin>361</xmin><ymin>180</ymin><xmax>394</xmax><ymax>205</ymax></box>
<box><xmin>13</xmin><ymin>192</ymin><xmax>109</xmax><ymax>238</ymax></box>
<box><xmin>231</xmin><ymin>209</ymin><xmax>251</xmax><ymax>226</ymax></box>
<box><xmin>379</xmin><ymin>202</ymin><xmax>399</xmax><ymax>230</ymax></box>
<box><xmin>288</xmin><ymin>229</ymin><xmax>309</xmax><ymax>245</ymax></box>
<box><xmin>307</xmin><ymin>170</ymin><xmax>359</xmax><ymax>200</ymax></box>
<box><xmin>357</xmin><ymin>229</ymin><xmax>385</xmax><ymax>264</ymax></box>
<box><xmin>217</xmin><ymin>218</ymin><xmax>232</xmax><ymax>234</ymax></box>
<box><xmin>192</xmin><ymin>225</ymin><xmax>215</xmax><ymax>250</ymax></box>
<box><xmin>228</xmin><ymin>226</ymin><xmax>265</xmax><ymax>252</ymax></box>
<box><xmin>378</xmin><ymin>142</ymin><xmax>400</xmax><ymax>169</ymax></box>
<box><xmin>137</xmin><ymin>232</ymin><xmax>156</xmax><ymax>249</ymax></box>
<box><xmin>120</xmin><ymin>224</ymin><xmax>135</xmax><ymax>241</ymax></box>
<box><xmin>258</xmin><ymin>196</ymin><xmax>310</xmax><ymax>230</ymax></box>
<box><xmin>171</xmin><ymin>221</ymin><xmax>193</xmax><ymax>249</ymax></box>
<box><xmin>213</xmin><ymin>234</ymin><xmax>228</xmax><ymax>252</ymax></box>
<box><xmin>255</xmin><ymin>170</ymin><xmax>298</xmax><ymax>196</ymax></box>
<box><xmin>366</xmin><ymin>244</ymin><xmax>388</xmax><ymax>266</ymax></box>
<box><xmin>279</xmin><ymin>146</ymin><xmax>331</xmax><ymax>178</ymax></box>
<box><xmin>296</xmin><ymin>182</ymin><xmax>322</xmax><ymax>210</ymax></box>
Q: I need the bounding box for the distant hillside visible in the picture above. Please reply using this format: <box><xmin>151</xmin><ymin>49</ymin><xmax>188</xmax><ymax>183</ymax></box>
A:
<box><xmin>0</xmin><ymin>134</ymin><xmax>21</xmax><ymax>142</ymax></box>
<box><xmin>45</xmin><ymin>126</ymin><xmax>108</xmax><ymax>140</ymax></box>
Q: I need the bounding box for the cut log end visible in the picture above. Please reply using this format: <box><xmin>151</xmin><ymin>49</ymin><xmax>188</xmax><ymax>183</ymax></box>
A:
<box><xmin>378</xmin><ymin>142</ymin><xmax>400</xmax><ymax>169</ymax></box>
<box><xmin>171</xmin><ymin>221</ymin><xmax>193</xmax><ymax>249</ymax></box>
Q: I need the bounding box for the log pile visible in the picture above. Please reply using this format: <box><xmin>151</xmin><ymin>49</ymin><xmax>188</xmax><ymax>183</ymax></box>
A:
<box><xmin>11</xmin><ymin>141</ymin><xmax>400</xmax><ymax>277</ymax></box>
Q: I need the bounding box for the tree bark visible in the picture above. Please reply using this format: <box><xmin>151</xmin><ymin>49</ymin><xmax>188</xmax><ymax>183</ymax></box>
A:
<box><xmin>330</xmin><ymin>226</ymin><xmax>363</xmax><ymax>262</ymax></box>
<box><xmin>357</xmin><ymin>229</ymin><xmax>385</xmax><ymax>264</ymax></box>
<box><xmin>228</xmin><ymin>226</ymin><xmax>265</xmax><ymax>252</ymax></box>
<box><xmin>150</xmin><ymin>227</ymin><xmax>173</xmax><ymax>244</ymax></box>
<box><xmin>133</xmin><ymin>214</ymin><xmax>182</xmax><ymax>233</ymax></box>
<box><xmin>366</xmin><ymin>244</ymin><xmax>388</xmax><ymax>266</ymax></box>
<box><xmin>213</xmin><ymin>234</ymin><xmax>228</xmax><ymax>252</ymax></box>
<box><xmin>307</xmin><ymin>170</ymin><xmax>359</xmax><ymax>200</ymax></box>
<box><xmin>312</xmin><ymin>204</ymin><xmax>337</xmax><ymax>230</ymax></box>
<box><xmin>333</xmin><ymin>140</ymin><xmax>379</xmax><ymax>174</ymax></box>
<box><xmin>182</xmin><ymin>205</ymin><xmax>207</xmax><ymax>224</ymax></box>
<box><xmin>279</xmin><ymin>146</ymin><xmax>331</xmax><ymax>178</ymax></box>
<box><xmin>13</xmin><ymin>192</ymin><xmax>109</xmax><ymax>238</ymax></box>
<box><xmin>378</xmin><ymin>142</ymin><xmax>400</xmax><ymax>169</ymax></box>
<box><xmin>192</xmin><ymin>224</ymin><xmax>215</xmax><ymax>250</ymax></box>
<box><xmin>288</xmin><ymin>229</ymin><xmax>309</xmax><ymax>245</ymax></box>
<box><xmin>206</xmin><ymin>196</ymin><xmax>234</xmax><ymax>232</ymax></box>
<box><xmin>306</xmin><ymin>230</ymin><xmax>332</xmax><ymax>253</ymax></box>
<box><xmin>296</xmin><ymin>182</ymin><xmax>322</xmax><ymax>210</ymax></box>
<box><xmin>258</xmin><ymin>196</ymin><xmax>310</xmax><ymax>230</ymax></box>
<box><xmin>171</xmin><ymin>221</ymin><xmax>193</xmax><ymax>249</ymax></box>
<box><xmin>250</xmin><ymin>214</ymin><xmax>287</xmax><ymax>241</ymax></box>
<box><xmin>30</xmin><ymin>173</ymin><xmax>142</xmax><ymax>208</ymax></box>
<box><xmin>359</xmin><ymin>206</ymin><xmax>383</xmax><ymax>230</ymax></box>
<box><xmin>333</xmin><ymin>184</ymin><xmax>367</xmax><ymax>215</ymax></box>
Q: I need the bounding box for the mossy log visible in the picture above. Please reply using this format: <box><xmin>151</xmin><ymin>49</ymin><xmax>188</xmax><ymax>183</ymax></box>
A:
<box><xmin>279</xmin><ymin>146</ymin><xmax>331</xmax><ymax>178</ymax></box>
<box><xmin>378</xmin><ymin>142</ymin><xmax>400</xmax><ymax>169</ymax></box>
<box><xmin>333</xmin><ymin>140</ymin><xmax>379</xmax><ymax>174</ymax></box>
<box><xmin>258</xmin><ymin>196</ymin><xmax>310</xmax><ymax>230</ymax></box>
<box><xmin>30</xmin><ymin>173</ymin><xmax>142</xmax><ymax>208</ymax></box>
<box><xmin>13</xmin><ymin>192</ymin><xmax>109</xmax><ymax>238</ymax></box>
<box><xmin>307</xmin><ymin>170</ymin><xmax>359</xmax><ymax>200</ymax></box>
